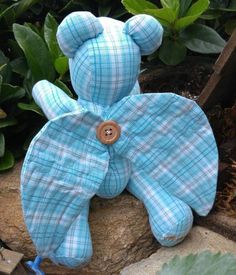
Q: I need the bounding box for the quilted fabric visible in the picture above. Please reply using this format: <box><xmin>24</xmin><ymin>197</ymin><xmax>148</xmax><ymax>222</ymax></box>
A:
<box><xmin>21</xmin><ymin>11</ymin><xmax>218</xmax><ymax>268</ymax></box>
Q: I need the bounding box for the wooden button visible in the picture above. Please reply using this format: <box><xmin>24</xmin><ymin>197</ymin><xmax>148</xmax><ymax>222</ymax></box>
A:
<box><xmin>96</xmin><ymin>121</ymin><xmax>121</xmax><ymax>145</ymax></box>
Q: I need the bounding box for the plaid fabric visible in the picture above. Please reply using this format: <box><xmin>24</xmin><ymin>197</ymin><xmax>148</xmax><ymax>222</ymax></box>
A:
<box><xmin>128</xmin><ymin>169</ymin><xmax>193</xmax><ymax>246</ymax></box>
<box><xmin>21</xmin><ymin>93</ymin><xmax>218</xmax><ymax>266</ymax></box>
<box><xmin>111</xmin><ymin>93</ymin><xmax>218</xmax><ymax>216</ymax></box>
<box><xmin>57</xmin><ymin>12</ymin><xmax>104</xmax><ymax>58</ymax></box>
<box><xmin>33</xmin><ymin>80</ymin><xmax>81</xmax><ymax>120</ymax></box>
<box><xmin>21</xmin><ymin>111</ymin><xmax>109</xmax><ymax>265</ymax></box>
<box><xmin>124</xmin><ymin>14</ymin><xmax>163</xmax><ymax>55</ymax></box>
<box><xmin>56</xmin><ymin>12</ymin><xmax>163</xmax><ymax>106</ymax></box>
<box><xmin>21</xmin><ymin>12</ymin><xmax>218</xmax><ymax>268</ymax></box>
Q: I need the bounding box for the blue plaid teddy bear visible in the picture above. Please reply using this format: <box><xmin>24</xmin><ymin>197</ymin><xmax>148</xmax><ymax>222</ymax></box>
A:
<box><xmin>21</xmin><ymin>12</ymin><xmax>218</xmax><ymax>269</ymax></box>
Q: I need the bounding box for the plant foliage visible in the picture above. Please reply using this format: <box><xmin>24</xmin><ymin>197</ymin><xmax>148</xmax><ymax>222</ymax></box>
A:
<box><xmin>157</xmin><ymin>251</ymin><xmax>236</xmax><ymax>275</ymax></box>
<box><xmin>0</xmin><ymin>0</ymin><xmax>127</xmax><ymax>172</ymax></box>
<box><xmin>122</xmin><ymin>0</ymin><xmax>226</xmax><ymax>65</ymax></box>
<box><xmin>0</xmin><ymin>12</ymin><xmax>72</xmax><ymax>171</ymax></box>
<box><xmin>203</xmin><ymin>1</ymin><xmax>236</xmax><ymax>36</ymax></box>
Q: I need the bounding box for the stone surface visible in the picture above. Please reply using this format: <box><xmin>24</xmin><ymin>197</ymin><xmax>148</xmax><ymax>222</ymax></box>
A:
<box><xmin>195</xmin><ymin>211</ymin><xmax>236</xmax><ymax>242</ymax></box>
<box><xmin>121</xmin><ymin>226</ymin><xmax>236</xmax><ymax>275</ymax></box>
<box><xmin>0</xmin><ymin>162</ymin><xmax>159</xmax><ymax>275</ymax></box>
<box><xmin>0</xmin><ymin>161</ymin><xmax>35</xmax><ymax>256</ymax></box>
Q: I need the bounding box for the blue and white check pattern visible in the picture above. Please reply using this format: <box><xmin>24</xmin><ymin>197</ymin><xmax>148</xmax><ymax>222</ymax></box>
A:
<box><xmin>56</xmin><ymin>12</ymin><xmax>163</xmax><ymax>106</ymax></box>
<box><xmin>21</xmin><ymin>12</ymin><xmax>218</xmax><ymax>268</ymax></box>
<box><xmin>57</xmin><ymin>12</ymin><xmax>104</xmax><ymax>58</ymax></box>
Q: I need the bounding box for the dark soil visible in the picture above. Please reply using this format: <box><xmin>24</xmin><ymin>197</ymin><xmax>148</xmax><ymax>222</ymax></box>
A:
<box><xmin>139</xmin><ymin>56</ymin><xmax>215</xmax><ymax>100</ymax></box>
<box><xmin>208</xmin><ymin>104</ymin><xmax>236</xmax><ymax>218</ymax></box>
<box><xmin>139</xmin><ymin>56</ymin><xmax>236</xmax><ymax>218</ymax></box>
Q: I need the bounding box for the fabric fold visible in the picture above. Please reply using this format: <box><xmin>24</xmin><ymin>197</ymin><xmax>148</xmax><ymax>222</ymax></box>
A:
<box><xmin>110</xmin><ymin>93</ymin><xmax>218</xmax><ymax>215</ymax></box>
<box><xmin>21</xmin><ymin>111</ymin><xmax>109</xmax><ymax>256</ymax></box>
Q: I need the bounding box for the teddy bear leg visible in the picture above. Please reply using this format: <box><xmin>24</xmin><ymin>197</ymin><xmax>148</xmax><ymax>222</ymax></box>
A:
<box><xmin>127</xmin><ymin>170</ymin><xmax>193</xmax><ymax>247</ymax></box>
<box><xmin>51</xmin><ymin>202</ymin><xmax>92</xmax><ymax>268</ymax></box>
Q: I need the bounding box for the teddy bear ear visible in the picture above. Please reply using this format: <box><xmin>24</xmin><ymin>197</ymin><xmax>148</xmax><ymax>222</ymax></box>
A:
<box><xmin>57</xmin><ymin>12</ymin><xmax>104</xmax><ymax>58</ymax></box>
<box><xmin>124</xmin><ymin>14</ymin><xmax>163</xmax><ymax>56</ymax></box>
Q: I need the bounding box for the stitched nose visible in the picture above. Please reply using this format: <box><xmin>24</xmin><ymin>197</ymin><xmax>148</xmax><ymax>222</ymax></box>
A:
<box><xmin>96</xmin><ymin>121</ymin><xmax>121</xmax><ymax>145</ymax></box>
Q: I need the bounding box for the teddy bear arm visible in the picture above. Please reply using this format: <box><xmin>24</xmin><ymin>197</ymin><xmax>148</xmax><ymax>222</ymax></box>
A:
<box><xmin>33</xmin><ymin>80</ymin><xmax>80</xmax><ymax>120</ymax></box>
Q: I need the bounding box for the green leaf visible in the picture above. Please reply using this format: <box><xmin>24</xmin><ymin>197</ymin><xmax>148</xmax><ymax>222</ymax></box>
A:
<box><xmin>58</xmin><ymin>0</ymin><xmax>89</xmax><ymax>13</ymax></box>
<box><xmin>0</xmin><ymin>0</ymin><xmax>40</xmax><ymax>23</ymax></box>
<box><xmin>160</xmin><ymin>0</ymin><xmax>179</xmax><ymax>16</ymax></box>
<box><xmin>8</xmin><ymin>39</ymin><xmax>24</xmax><ymax>58</ymax></box>
<box><xmin>13</xmin><ymin>23</ymin><xmax>55</xmax><ymax>82</ymax></box>
<box><xmin>14</xmin><ymin>0</ymin><xmax>40</xmax><ymax>18</ymax></box>
<box><xmin>0</xmin><ymin>108</ymin><xmax>7</xmax><ymax>119</ymax></box>
<box><xmin>54</xmin><ymin>57</ymin><xmax>69</xmax><ymax>75</ymax></box>
<box><xmin>24</xmin><ymin>22</ymin><xmax>42</xmax><ymax>36</ymax></box>
<box><xmin>0</xmin><ymin>2</ymin><xmax>18</xmax><ymax>20</ymax></box>
<box><xmin>157</xmin><ymin>251</ymin><xmax>236</xmax><ymax>275</ymax></box>
<box><xmin>10</xmin><ymin>57</ymin><xmax>28</xmax><ymax>77</ymax></box>
<box><xmin>0</xmin><ymin>118</ymin><xmax>17</xmax><ymax>129</ymax></box>
<box><xmin>179</xmin><ymin>0</ymin><xmax>192</xmax><ymax>17</ymax></box>
<box><xmin>0</xmin><ymin>150</ymin><xmax>14</xmax><ymax>171</ymax></box>
<box><xmin>0</xmin><ymin>132</ymin><xmax>5</xmax><ymax>157</ymax></box>
<box><xmin>209</xmin><ymin>0</ymin><xmax>228</xmax><ymax>9</ymax></box>
<box><xmin>224</xmin><ymin>19</ymin><xmax>236</xmax><ymax>35</ymax></box>
<box><xmin>98</xmin><ymin>4</ymin><xmax>112</xmax><ymax>16</ymax></box>
<box><xmin>0</xmin><ymin>74</ymin><xmax>2</xmax><ymax>95</ymax></box>
<box><xmin>0</xmin><ymin>51</ymin><xmax>11</xmax><ymax>83</ymax></box>
<box><xmin>181</xmin><ymin>24</ymin><xmax>226</xmax><ymax>53</ymax></box>
<box><xmin>111</xmin><ymin>7</ymin><xmax>128</xmax><ymax>19</ymax></box>
<box><xmin>2</xmin><ymin>6</ymin><xmax>16</xmax><ymax>26</ymax></box>
<box><xmin>159</xmin><ymin>38</ymin><xmax>187</xmax><ymax>65</ymax></box>
<box><xmin>144</xmin><ymin>8</ymin><xmax>177</xmax><ymax>27</ymax></box>
<box><xmin>0</xmin><ymin>63</ymin><xmax>12</xmax><ymax>83</ymax></box>
<box><xmin>121</xmin><ymin>0</ymin><xmax>157</xmax><ymax>15</ymax></box>
<box><xmin>44</xmin><ymin>13</ymin><xmax>62</xmax><ymax>62</ymax></box>
<box><xmin>23</xmin><ymin>72</ymin><xmax>34</xmax><ymax>99</ymax></box>
<box><xmin>17</xmin><ymin>102</ymin><xmax>44</xmax><ymax>116</ymax></box>
<box><xmin>229</xmin><ymin>0</ymin><xmax>236</xmax><ymax>9</ymax></box>
<box><xmin>200</xmin><ymin>10</ymin><xmax>222</xmax><ymax>20</ymax></box>
<box><xmin>175</xmin><ymin>0</ymin><xmax>210</xmax><ymax>30</ymax></box>
<box><xmin>186</xmin><ymin>0</ymin><xmax>210</xmax><ymax>16</ymax></box>
<box><xmin>54</xmin><ymin>80</ymin><xmax>74</xmax><ymax>98</ymax></box>
<box><xmin>0</xmin><ymin>50</ymin><xmax>8</xmax><ymax>66</ymax></box>
<box><xmin>209</xmin><ymin>0</ymin><xmax>236</xmax><ymax>11</ymax></box>
<box><xmin>0</xmin><ymin>84</ymin><xmax>25</xmax><ymax>104</ymax></box>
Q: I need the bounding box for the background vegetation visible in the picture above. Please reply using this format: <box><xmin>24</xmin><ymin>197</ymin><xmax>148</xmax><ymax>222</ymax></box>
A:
<box><xmin>157</xmin><ymin>251</ymin><xmax>236</xmax><ymax>275</ymax></box>
<box><xmin>0</xmin><ymin>0</ymin><xmax>235</xmax><ymax>171</ymax></box>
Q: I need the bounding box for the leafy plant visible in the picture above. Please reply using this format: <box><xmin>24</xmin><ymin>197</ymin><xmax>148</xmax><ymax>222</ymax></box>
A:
<box><xmin>0</xmin><ymin>0</ymin><xmax>130</xmax><ymax>172</ymax></box>
<box><xmin>157</xmin><ymin>251</ymin><xmax>236</xmax><ymax>275</ymax></box>
<box><xmin>122</xmin><ymin>0</ymin><xmax>226</xmax><ymax>65</ymax></box>
<box><xmin>57</xmin><ymin>0</ymin><xmax>128</xmax><ymax>19</ymax></box>
<box><xmin>202</xmin><ymin>1</ymin><xmax>236</xmax><ymax>36</ymax></box>
<box><xmin>0</xmin><ymin>0</ymin><xmax>41</xmax><ymax>26</ymax></box>
<box><xmin>0</xmin><ymin>13</ymin><xmax>73</xmax><ymax>171</ymax></box>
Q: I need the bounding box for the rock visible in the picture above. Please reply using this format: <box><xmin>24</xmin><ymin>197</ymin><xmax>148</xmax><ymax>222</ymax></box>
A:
<box><xmin>0</xmin><ymin>162</ymin><xmax>159</xmax><ymax>274</ymax></box>
<box><xmin>195</xmin><ymin>211</ymin><xmax>236</xmax><ymax>242</ymax></box>
<box><xmin>121</xmin><ymin>226</ymin><xmax>236</xmax><ymax>275</ymax></box>
<box><xmin>0</xmin><ymin>161</ymin><xmax>35</xmax><ymax>257</ymax></box>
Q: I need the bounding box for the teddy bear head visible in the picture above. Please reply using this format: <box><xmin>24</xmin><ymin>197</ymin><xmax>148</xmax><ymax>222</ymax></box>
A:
<box><xmin>57</xmin><ymin>12</ymin><xmax>163</xmax><ymax>106</ymax></box>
